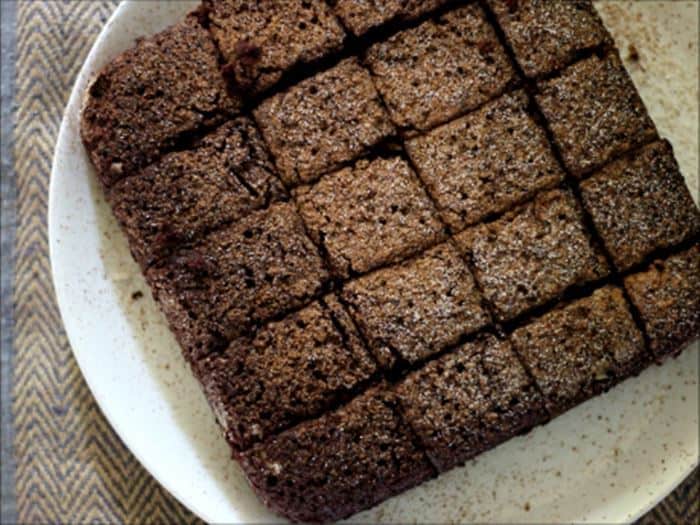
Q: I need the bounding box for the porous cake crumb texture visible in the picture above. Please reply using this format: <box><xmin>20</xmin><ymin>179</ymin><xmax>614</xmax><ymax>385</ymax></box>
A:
<box><xmin>81</xmin><ymin>1</ymin><xmax>700</xmax><ymax>522</ymax></box>
<box><xmin>624</xmin><ymin>245</ymin><xmax>700</xmax><ymax>359</ymax></box>
<box><xmin>455</xmin><ymin>188</ymin><xmax>609</xmax><ymax>322</ymax></box>
<box><xmin>365</xmin><ymin>4</ymin><xmax>516</xmax><ymax>132</ymax></box>
<box><xmin>204</xmin><ymin>0</ymin><xmax>346</xmax><ymax>94</ymax></box>
<box><xmin>511</xmin><ymin>286</ymin><xmax>647</xmax><ymax>415</ymax></box>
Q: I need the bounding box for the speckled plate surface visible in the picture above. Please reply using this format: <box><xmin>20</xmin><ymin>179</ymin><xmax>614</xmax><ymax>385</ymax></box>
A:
<box><xmin>49</xmin><ymin>1</ymin><xmax>699</xmax><ymax>523</ymax></box>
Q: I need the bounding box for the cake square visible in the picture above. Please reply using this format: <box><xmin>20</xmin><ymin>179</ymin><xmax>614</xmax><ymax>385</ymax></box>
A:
<box><xmin>331</xmin><ymin>0</ymin><xmax>451</xmax><ymax>36</ymax></box>
<box><xmin>204</xmin><ymin>0</ymin><xmax>346</xmax><ymax>94</ymax></box>
<box><xmin>365</xmin><ymin>4</ymin><xmax>517</xmax><ymax>133</ymax></box>
<box><xmin>454</xmin><ymin>188</ymin><xmax>609</xmax><ymax>321</ymax></box>
<box><xmin>146</xmin><ymin>202</ymin><xmax>329</xmax><ymax>361</ymax></box>
<box><xmin>535</xmin><ymin>52</ymin><xmax>657</xmax><ymax>178</ymax></box>
<box><xmin>405</xmin><ymin>90</ymin><xmax>564</xmax><ymax>231</ymax></box>
<box><xmin>624</xmin><ymin>245</ymin><xmax>700</xmax><ymax>359</ymax></box>
<box><xmin>239</xmin><ymin>386</ymin><xmax>435</xmax><ymax>523</ymax></box>
<box><xmin>396</xmin><ymin>333</ymin><xmax>547</xmax><ymax>471</ymax></box>
<box><xmin>295</xmin><ymin>156</ymin><xmax>446</xmax><ymax>278</ymax></box>
<box><xmin>486</xmin><ymin>0</ymin><xmax>612</xmax><ymax>78</ymax></box>
<box><xmin>510</xmin><ymin>286</ymin><xmax>647</xmax><ymax>415</ymax></box>
<box><xmin>81</xmin><ymin>15</ymin><xmax>240</xmax><ymax>186</ymax></box>
<box><xmin>580</xmin><ymin>140</ymin><xmax>700</xmax><ymax>271</ymax></box>
<box><xmin>109</xmin><ymin>118</ymin><xmax>287</xmax><ymax>268</ymax></box>
<box><xmin>341</xmin><ymin>243</ymin><xmax>491</xmax><ymax>367</ymax></box>
<box><xmin>194</xmin><ymin>297</ymin><xmax>376</xmax><ymax>451</ymax></box>
<box><xmin>254</xmin><ymin>58</ymin><xmax>395</xmax><ymax>186</ymax></box>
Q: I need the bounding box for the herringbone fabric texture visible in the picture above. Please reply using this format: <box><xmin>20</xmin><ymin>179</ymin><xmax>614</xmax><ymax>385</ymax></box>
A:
<box><xmin>9</xmin><ymin>1</ymin><xmax>697</xmax><ymax>524</ymax></box>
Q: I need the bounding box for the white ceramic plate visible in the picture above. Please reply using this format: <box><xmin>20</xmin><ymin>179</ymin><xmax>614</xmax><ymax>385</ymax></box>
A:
<box><xmin>49</xmin><ymin>1</ymin><xmax>699</xmax><ymax>523</ymax></box>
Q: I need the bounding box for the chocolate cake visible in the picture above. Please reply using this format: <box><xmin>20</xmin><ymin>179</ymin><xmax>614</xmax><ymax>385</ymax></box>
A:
<box><xmin>364</xmin><ymin>4</ymin><xmax>516</xmax><ymax>133</ymax></box>
<box><xmin>203</xmin><ymin>0</ymin><xmax>346</xmax><ymax>94</ymax></box>
<box><xmin>295</xmin><ymin>156</ymin><xmax>445</xmax><ymax>278</ymax></box>
<box><xmin>395</xmin><ymin>333</ymin><xmax>548</xmax><ymax>471</ymax></box>
<box><xmin>82</xmin><ymin>14</ymin><xmax>239</xmax><ymax>187</ymax></box>
<box><xmin>239</xmin><ymin>386</ymin><xmax>435</xmax><ymax>523</ymax></box>
<box><xmin>580</xmin><ymin>140</ymin><xmax>700</xmax><ymax>271</ymax></box>
<box><xmin>486</xmin><ymin>0</ymin><xmax>612</xmax><ymax>78</ymax></box>
<box><xmin>535</xmin><ymin>51</ymin><xmax>657</xmax><ymax>178</ymax></box>
<box><xmin>82</xmin><ymin>1</ymin><xmax>699</xmax><ymax>522</ymax></box>
<box><xmin>511</xmin><ymin>286</ymin><xmax>647</xmax><ymax>416</ymax></box>
<box><xmin>254</xmin><ymin>58</ymin><xmax>395</xmax><ymax>185</ymax></box>
<box><xmin>341</xmin><ymin>242</ymin><xmax>490</xmax><ymax>366</ymax></box>
<box><xmin>146</xmin><ymin>202</ymin><xmax>328</xmax><ymax>361</ymax></box>
<box><xmin>331</xmin><ymin>0</ymin><xmax>452</xmax><ymax>36</ymax></box>
<box><xmin>108</xmin><ymin>117</ymin><xmax>286</xmax><ymax>268</ymax></box>
<box><xmin>405</xmin><ymin>90</ymin><xmax>564</xmax><ymax>231</ymax></box>
<box><xmin>454</xmin><ymin>188</ymin><xmax>609</xmax><ymax>322</ymax></box>
<box><xmin>624</xmin><ymin>245</ymin><xmax>700</xmax><ymax>359</ymax></box>
<box><xmin>194</xmin><ymin>297</ymin><xmax>376</xmax><ymax>451</ymax></box>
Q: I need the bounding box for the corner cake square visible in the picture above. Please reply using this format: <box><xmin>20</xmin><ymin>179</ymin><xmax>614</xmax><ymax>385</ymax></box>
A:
<box><xmin>146</xmin><ymin>202</ymin><xmax>329</xmax><ymax>361</ymax></box>
<box><xmin>624</xmin><ymin>245</ymin><xmax>700</xmax><ymax>359</ymax></box>
<box><xmin>405</xmin><ymin>90</ymin><xmax>564</xmax><ymax>231</ymax></box>
<box><xmin>510</xmin><ymin>286</ymin><xmax>647</xmax><ymax>415</ymax></box>
<box><xmin>454</xmin><ymin>188</ymin><xmax>609</xmax><ymax>321</ymax></box>
<box><xmin>81</xmin><ymin>15</ymin><xmax>239</xmax><ymax>186</ymax></box>
<box><xmin>365</xmin><ymin>4</ymin><xmax>517</xmax><ymax>133</ymax></box>
<box><xmin>395</xmin><ymin>333</ymin><xmax>547</xmax><ymax>472</ymax></box>
<box><xmin>254</xmin><ymin>58</ymin><xmax>395</xmax><ymax>186</ymax></box>
<box><xmin>535</xmin><ymin>51</ymin><xmax>657</xmax><ymax>178</ymax></box>
<box><xmin>295</xmin><ymin>156</ymin><xmax>446</xmax><ymax>278</ymax></box>
<box><xmin>108</xmin><ymin>117</ymin><xmax>286</xmax><ymax>268</ymax></box>
<box><xmin>580</xmin><ymin>140</ymin><xmax>700</xmax><ymax>271</ymax></box>
<box><xmin>239</xmin><ymin>386</ymin><xmax>435</xmax><ymax>523</ymax></box>
<box><xmin>194</xmin><ymin>297</ymin><xmax>376</xmax><ymax>450</ymax></box>
<box><xmin>341</xmin><ymin>242</ymin><xmax>490</xmax><ymax>367</ymax></box>
<box><xmin>204</xmin><ymin>0</ymin><xmax>346</xmax><ymax>94</ymax></box>
<box><xmin>486</xmin><ymin>0</ymin><xmax>612</xmax><ymax>78</ymax></box>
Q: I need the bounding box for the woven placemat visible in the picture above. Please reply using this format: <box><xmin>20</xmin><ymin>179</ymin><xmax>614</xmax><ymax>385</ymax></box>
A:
<box><xmin>10</xmin><ymin>1</ymin><xmax>697</xmax><ymax>523</ymax></box>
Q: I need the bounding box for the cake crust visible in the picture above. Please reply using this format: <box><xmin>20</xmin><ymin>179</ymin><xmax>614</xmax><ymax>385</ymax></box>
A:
<box><xmin>535</xmin><ymin>52</ymin><xmax>657</xmax><ymax>177</ymax></box>
<box><xmin>580</xmin><ymin>140</ymin><xmax>700</xmax><ymax>271</ymax></box>
<box><xmin>624</xmin><ymin>245</ymin><xmax>700</xmax><ymax>359</ymax></box>
<box><xmin>81</xmin><ymin>15</ymin><xmax>239</xmax><ymax>186</ymax></box>
<box><xmin>455</xmin><ymin>188</ymin><xmax>609</xmax><ymax>321</ymax></box>
<box><xmin>108</xmin><ymin>118</ymin><xmax>286</xmax><ymax>268</ymax></box>
<box><xmin>365</xmin><ymin>4</ymin><xmax>516</xmax><ymax>133</ymax></box>
<box><xmin>204</xmin><ymin>0</ymin><xmax>346</xmax><ymax>94</ymax></box>
<box><xmin>254</xmin><ymin>58</ymin><xmax>395</xmax><ymax>186</ymax></box>
<box><xmin>511</xmin><ymin>286</ymin><xmax>647</xmax><ymax>415</ymax></box>
<box><xmin>406</xmin><ymin>90</ymin><xmax>564</xmax><ymax>231</ymax></box>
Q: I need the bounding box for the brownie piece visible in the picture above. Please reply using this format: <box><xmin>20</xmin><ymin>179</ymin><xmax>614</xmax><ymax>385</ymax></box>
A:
<box><xmin>81</xmin><ymin>15</ymin><xmax>239</xmax><ymax>187</ymax></box>
<box><xmin>295</xmin><ymin>156</ymin><xmax>446</xmax><ymax>278</ymax></box>
<box><xmin>109</xmin><ymin>118</ymin><xmax>286</xmax><ymax>268</ymax></box>
<box><xmin>239</xmin><ymin>386</ymin><xmax>435</xmax><ymax>523</ymax></box>
<box><xmin>510</xmin><ymin>286</ymin><xmax>647</xmax><ymax>415</ymax></box>
<box><xmin>204</xmin><ymin>0</ymin><xmax>346</xmax><ymax>94</ymax></box>
<box><xmin>580</xmin><ymin>140</ymin><xmax>700</xmax><ymax>271</ymax></box>
<box><xmin>395</xmin><ymin>334</ymin><xmax>547</xmax><ymax>471</ymax></box>
<box><xmin>146</xmin><ymin>202</ymin><xmax>329</xmax><ymax>361</ymax></box>
<box><xmin>195</xmin><ymin>298</ymin><xmax>376</xmax><ymax>451</ymax></box>
<box><xmin>454</xmin><ymin>188</ymin><xmax>609</xmax><ymax>321</ymax></box>
<box><xmin>254</xmin><ymin>58</ymin><xmax>395</xmax><ymax>186</ymax></box>
<box><xmin>486</xmin><ymin>0</ymin><xmax>612</xmax><ymax>78</ymax></box>
<box><xmin>405</xmin><ymin>90</ymin><xmax>564</xmax><ymax>231</ymax></box>
<box><xmin>331</xmin><ymin>0</ymin><xmax>451</xmax><ymax>36</ymax></box>
<box><xmin>535</xmin><ymin>52</ymin><xmax>657</xmax><ymax>178</ymax></box>
<box><xmin>365</xmin><ymin>4</ymin><xmax>517</xmax><ymax>133</ymax></box>
<box><xmin>624</xmin><ymin>245</ymin><xmax>700</xmax><ymax>359</ymax></box>
<box><xmin>341</xmin><ymin>243</ymin><xmax>490</xmax><ymax>367</ymax></box>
